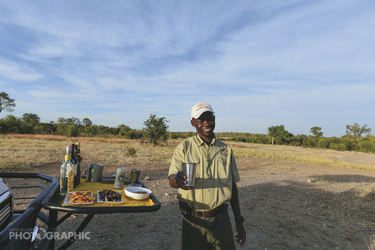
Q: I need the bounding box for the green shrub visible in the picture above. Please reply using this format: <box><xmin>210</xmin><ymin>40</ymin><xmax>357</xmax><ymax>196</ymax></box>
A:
<box><xmin>126</xmin><ymin>147</ymin><xmax>137</xmax><ymax>157</ymax></box>
<box><xmin>318</xmin><ymin>139</ymin><xmax>330</xmax><ymax>149</ymax></box>
<box><xmin>65</xmin><ymin>125</ymin><xmax>79</xmax><ymax>137</ymax></box>
<box><xmin>343</xmin><ymin>140</ymin><xmax>357</xmax><ymax>151</ymax></box>
<box><xmin>125</xmin><ymin>130</ymin><xmax>144</xmax><ymax>139</ymax></box>
<box><xmin>302</xmin><ymin>138</ymin><xmax>318</xmax><ymax>148</ymax></box>
<box><xmin>330</xmin><ymin>143</ymin><xmax>346</xmax><ymax>151</ymax></box>
<box><xmin>357</xmin><ymin>140</ymin><xmax>375</xmax><ymax>153</ymax></box>
<box><xmin>274</xmin><ymin>137</ymin><xmax>283</xmax><ymax>145</ymax></box>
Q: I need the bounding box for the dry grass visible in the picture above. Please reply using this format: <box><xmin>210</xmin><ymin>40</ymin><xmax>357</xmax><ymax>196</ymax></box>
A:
<box><xmin>1</xmin><ymin>135</ymin><xmax>375</xmax><ymax>174</ymax></box>
<box><xmin>233</xmin><ymin>143</ymin><xmax>375</xmax><ymax>172</ymax></box>
<box><xmin>0</xmin><ymin>134</ymin><xmax>175</xmax><ymax>173</ymax></box>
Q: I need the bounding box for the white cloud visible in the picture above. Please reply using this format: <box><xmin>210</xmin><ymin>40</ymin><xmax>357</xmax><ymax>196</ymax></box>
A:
<box><xmin>0</xmin><ymin>61</ymin><xmax>42</xmax><ymax>82</ymax></box>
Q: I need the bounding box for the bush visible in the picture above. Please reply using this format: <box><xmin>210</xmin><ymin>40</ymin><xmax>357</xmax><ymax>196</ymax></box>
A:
<box><xmin>126</xmin><ymin>147</ymin><xmax>137</xmax><ymax>157</ymax></box>
<box><xmin>343</xmin><ymin>140</ymin><xmax>357</xmax><ymax>151</ymax></box>
<box><xmin>318</xmin><ymin>139</ymin><xmax>330</xmax><ymax>149</ymax></box>
<box><xmin>302</xmin><ymin>138</ymin><xmax>318</xmax><ymax>148</ymax></box>
<box><xmin>330</xmin><ymin>143</ymin><xmax>346</xmax><ymax>151</ymax></box>
<box><xmin>65</xmin><ymin>125</ymin><xmax>79</xmax><ymax>137</ymax></box>
<box><xmin>256</xmin><ymin>137</ymin><xmax>271</xmax><ymax>144</ymax></box>
<box><xmin>357</xmin><ymin>140</ymin><xmax>375</xmax><ymax>153</ymax></box>
<box><xmin>124</xmin><ymin>130</ymin><xmax>144</xmax><ymax>139</ymax></box>
<box><xmin>169</xmin><ymin>132</ymin><xmax>179</xmax><ymax>139</ymax></box>
<box><xmin>274</xmin><ymin>137</ymin><xmax>283</xmax><ymax>145</ymax></box>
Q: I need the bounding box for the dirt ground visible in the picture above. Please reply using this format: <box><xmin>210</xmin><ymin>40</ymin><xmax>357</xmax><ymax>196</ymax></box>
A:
<box><xmin>9</xmin><ymin>150</ymin><xmax>375</xmax><ymax>250</ymax></box>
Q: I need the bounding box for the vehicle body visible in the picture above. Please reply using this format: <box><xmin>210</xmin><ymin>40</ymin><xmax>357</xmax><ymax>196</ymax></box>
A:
<box><xmin>0</xmin><ymin>177</ymin><xmax>13</xmax><ymax>233</ymax></box>
<box><xmin>0</xmin><ymin>173</ymin><xmax>57</xmax><ymax>249</ymax></box>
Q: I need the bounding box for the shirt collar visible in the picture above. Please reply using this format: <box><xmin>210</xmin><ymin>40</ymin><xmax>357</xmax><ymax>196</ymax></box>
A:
<box><xmin>194</xmin><ymin>133</ymin><xmax>216</xmax><ymax>146</ymax></box>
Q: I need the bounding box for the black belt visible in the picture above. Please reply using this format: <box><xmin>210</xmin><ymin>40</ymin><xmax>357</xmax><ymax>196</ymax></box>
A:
<box><xmin>179</xmin><ymin>201</ymin><xmax>228</xmax><ymax>218</ymax></box>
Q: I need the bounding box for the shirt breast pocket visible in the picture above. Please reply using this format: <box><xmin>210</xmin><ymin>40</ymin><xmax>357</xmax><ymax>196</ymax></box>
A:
<box><xmin>215</xmin><ymin>152</ymin><xmax>229</xmax><ymax>179</ymax></box>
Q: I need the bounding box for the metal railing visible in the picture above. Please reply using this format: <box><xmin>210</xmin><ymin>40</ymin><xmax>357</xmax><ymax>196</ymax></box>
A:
<box><xmin>0</xmin><ymin>173</ymin><xmax>57</xmax><ymax>249</ymax></box>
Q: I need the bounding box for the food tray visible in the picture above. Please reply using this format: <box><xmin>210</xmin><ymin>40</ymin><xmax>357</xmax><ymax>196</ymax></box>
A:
<box><xmin>97</xmin><ymin>190</ymin><xmax>123</xmax><ymax>203</ymax></box>
<box><xmin>64</xmin><ymin>191</ymin><xmax>94</xmax><ymax>205</ymax></box>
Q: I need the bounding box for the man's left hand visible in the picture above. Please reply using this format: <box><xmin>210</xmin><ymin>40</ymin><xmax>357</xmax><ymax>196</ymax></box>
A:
<box><xmin>235</xmin><ymin>221</ymin><xmax>246</xmax><ymax>247</ymax></box>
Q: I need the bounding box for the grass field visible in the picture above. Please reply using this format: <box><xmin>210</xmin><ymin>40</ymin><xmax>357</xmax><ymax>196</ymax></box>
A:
<box><xmin>1</xmin><ymin>134</ymin><xmax>374</xmax><ymax>173</ymax></box>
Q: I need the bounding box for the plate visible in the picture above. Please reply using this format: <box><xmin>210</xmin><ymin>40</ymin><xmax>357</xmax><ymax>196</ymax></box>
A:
<box><xmin>97</xmin><ymin>190</ymin><xmax>123</xmax><ymax>203</ymax></box>
<box><xmin>124</xmin><ymin>186</ymin><xmax>151</xmax><ymax>200</ymax></box>
<box><xmin>64</xmin><ymin>191</ymin><xmax>94</xmax><ymax>205</ymax></box>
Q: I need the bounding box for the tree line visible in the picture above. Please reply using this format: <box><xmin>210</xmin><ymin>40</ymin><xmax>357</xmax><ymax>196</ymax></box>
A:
<box><xmin>229</xmin><ymin>124</ymin><xmax>375</xmax><ymax>154</ymax></box>
<box><xmin>0</xmin><ymin>92</ymin><xmax>171</xmax><ymax>144</ymax></box>
<box><xmin>1</xmin><ymin>91</ymin><xmax>374</xmax><ymax>152</ymax></box>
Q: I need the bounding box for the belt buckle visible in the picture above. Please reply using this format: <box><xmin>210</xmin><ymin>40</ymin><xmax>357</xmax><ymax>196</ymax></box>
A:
<box><xmin>201</xmin><ymin>210</ymin><xmax>211</xmax><ymax>217</ymax></box>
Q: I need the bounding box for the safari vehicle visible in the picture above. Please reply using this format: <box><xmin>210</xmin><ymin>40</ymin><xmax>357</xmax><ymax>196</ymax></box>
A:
<box><xmin>0</xmin><ymin>173</ymin><xmax>57</xmax><ymax>249</ymax></box>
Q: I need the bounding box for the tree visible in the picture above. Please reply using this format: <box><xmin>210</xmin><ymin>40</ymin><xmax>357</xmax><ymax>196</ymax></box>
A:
<box><xmin>82</xmin><ymin>118</ymin><xmax>93</xmax><ymax>127</ymax></box>
<box><xmin>0</xmin><ymin>114</ymin><xmax>20</xmax><ymax>133</ymax></box>
<box><xmin>84</xmin><ymin>125</ymin><xmax>99</xmax><ymax>137</ymax></box>
<box><xmin>268</xmin><ymin>125</ymin><xmax>293</xmax><ymax>145</ymax></box>
<box><xmin>57</xmin><ymin>117</ymin><xmax>66</xmax><ymax>124</ymax></box>
<box><xmin>66</xmin><ymin>117</ymin><xmax>81</xmax><ymax>126</ymax></box>
<box><xmin>268</xmin><ymin>125</ymin><xmax>293</xmax><ymax>138</ymax></box>
<box><xmin>21</xmin><ymin>113</ymin><xmax>40</xmax><ymax>134</ymax></box>
<box><xmin>346</xmin><ymin>123</ymin><xmax>372</xmax><ymax>138</ymax></box>
<box><xmin>57</xmin><ymin>117</ymin><xmax>81</xmax><ymax>126</ymax></box>
<box><xmin>119</xmin><ymin>124</ymin><xmax>131</xmax><ymax>135</ymax></box>
<box><xmin>310</xmin><ymin>126</ymin><xmax>323</xmax><ymax>139</ymax></box>
<box><xmin>143</xmin><ymin>114</ymin><xmax>169</xmax><ymax>145</ymax></box>
<box><xmin>22</xmin><ymin>113</ymin><xmax>40</xmax><ymax>124</ymax></box>
<box><xmin>0</xmin><ymin>92</ymin><xmax>16</xmax><ymax>113</ymax></box>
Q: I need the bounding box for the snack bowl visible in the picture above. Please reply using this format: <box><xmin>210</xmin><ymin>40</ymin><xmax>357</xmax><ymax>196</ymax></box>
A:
<box><xmin>124</xmin><ymin>186</ymin><xmax>151</xmax><ymax>200</ymax></box>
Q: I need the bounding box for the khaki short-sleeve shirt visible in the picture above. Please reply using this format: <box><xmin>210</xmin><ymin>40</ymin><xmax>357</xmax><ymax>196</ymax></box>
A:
<box><xmin>168</xmin><ymin>134</ymin><xmax>240</xmax><ymax>211</ymax></box>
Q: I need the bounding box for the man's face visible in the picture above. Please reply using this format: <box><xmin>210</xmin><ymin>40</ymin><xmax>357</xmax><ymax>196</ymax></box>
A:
<box><xmin>191</xmin><ymin>111</ymin><xmax>215</xmax><ymax>141</ymax></box>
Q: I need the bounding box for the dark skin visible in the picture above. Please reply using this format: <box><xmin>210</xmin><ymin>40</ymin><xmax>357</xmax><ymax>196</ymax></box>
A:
<box><xmin>168</xmin><ymin>111</ymin><xmax>246</xmax><ymax>247</ymax></box>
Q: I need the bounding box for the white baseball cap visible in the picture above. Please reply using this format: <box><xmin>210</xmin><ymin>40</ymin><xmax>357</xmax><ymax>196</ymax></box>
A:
<box><xmin>191</xmin><ymin>103</ymin><xmax>214</xmax><ymax>119</ymax></box>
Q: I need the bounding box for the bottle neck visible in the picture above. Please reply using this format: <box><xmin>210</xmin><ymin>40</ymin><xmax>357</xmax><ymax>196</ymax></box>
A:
<box><xmin>65</xmin><ymin>154</ymin><xmax>71</xmax><ymax>161</ymax></box>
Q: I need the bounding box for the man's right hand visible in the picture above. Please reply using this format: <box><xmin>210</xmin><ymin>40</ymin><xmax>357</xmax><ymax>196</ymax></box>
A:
<box><xmin>168</xmin><ymin>171</ymin><xmax>192</xmax><ymax>190</ymax></box>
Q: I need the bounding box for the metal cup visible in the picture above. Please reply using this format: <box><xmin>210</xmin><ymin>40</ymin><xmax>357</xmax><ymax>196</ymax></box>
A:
<box><xmin>130</xmin><ymin>169</ymin><xmax>141</xmax><ymax>186</ymax></box>
<box><xmin>182</xmin><ymin>163</ymin><xmax>197</xmax><ymax>187</ymax></box>
<box><xmin>86</xmin><ymin>164</ymin><xmax>104</xmax><ymax>182</ymax></box>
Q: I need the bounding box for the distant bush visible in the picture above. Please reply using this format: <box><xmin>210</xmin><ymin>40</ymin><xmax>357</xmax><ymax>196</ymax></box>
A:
<box><xmin>66</xmin><ymin>125</ymin><xmax>79</xmax><ymax>137</ymax></box>
<box><xmin>291</xmin><ymin>135</ymin><xmax>307</xmax><ymax>146</ymax></box>
<box><xmin>302</xmin><ymin>138</ymin><xmax>318</xmax><ymax>148</ymax></box>
<box><xmin>318</xmin><ymin>138</ymin><xmax>330</xmax><ymax>149</ymax></box>
<box><xmin>356</xmin><ymin>140</ymin><xmax>375</xmax><ymax>153</ymax></box>
<box><xmin>330</xmin><ymin>143</ymin><xmax>346</xmax><ymax>151</ymax></box>
<box><xmin>343</xmin><ymin>140</ymin><xmax>357</xmax><ymax>151</ymax></box>
<box><xmin>169</xmin><ymin>132</ymin><xmax>179</xmax><ymax>139</ymax></box>
<box><xmin>253</xmin><ymin>136</ymin><xmax>271</xmax><ymax>144</ymax></box>
<box><xmin>124</xmin><ymin>130</ymin><xmax>144</xmax><ymax>139</ymax></box>
<box><xmin>230</xmin><ymin>135</ymin><xmax>271</xmax><ymax>144</ymax></box>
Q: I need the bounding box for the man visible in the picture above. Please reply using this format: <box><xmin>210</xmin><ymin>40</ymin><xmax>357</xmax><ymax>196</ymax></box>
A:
<box><xmin>168</xmin><ymin>103</ymin><xmax>246</xmax><ymax>249</ymax></box>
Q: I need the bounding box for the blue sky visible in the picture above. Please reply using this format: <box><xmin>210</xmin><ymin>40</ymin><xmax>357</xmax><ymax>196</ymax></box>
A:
<box><xmin>0</xmin><ymin>0</ymin><xmax>374</xmax><ymax>137</ymax></box>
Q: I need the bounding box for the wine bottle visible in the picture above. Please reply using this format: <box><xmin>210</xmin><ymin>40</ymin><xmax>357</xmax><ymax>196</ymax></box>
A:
<box><xmin>73</xmin><ymin>143</ymin><xmax>81</xmax><ymax>186</ymax></box>
<box><xmin>60</xmin><ymin>154</ymin><xmax>74</xmax><ymax>195</ymax></box>
<box><xmin>70</xmin><ymin>143</ymin><xmax>79</xmax><ymax>188</ymax></box>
